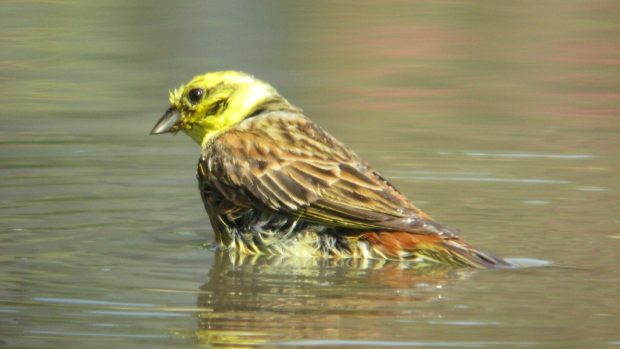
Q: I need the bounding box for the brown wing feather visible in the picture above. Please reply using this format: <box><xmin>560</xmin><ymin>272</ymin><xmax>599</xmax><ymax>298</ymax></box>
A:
<box><xmin>201</xmin><ymin>111</ymin><xmax>458</xmax><ymax>237</ymax></box>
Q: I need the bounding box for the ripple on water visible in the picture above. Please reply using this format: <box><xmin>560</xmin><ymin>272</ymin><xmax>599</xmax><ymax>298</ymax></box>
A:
<box><xmin>387</xmin><ymin>174</ymin><xmax>570</xmax><ymax>185</ymax></box>
<box><xmin>464</xmin><ymin>152</ymin><xmax>593</xmax><ymax>160</ymax></box>
<box><xmin>271</xmin><ymin>339</ymin><xmax>539</xmax><ymax>347</ymax></box>
<box><xmin>32</xmin><ymin>297</ymin><xmax>155</xmax><ymax>307</ymax></box>
<box><xmin>504</xmin><ymin>258</ymin><xmax>553</xmax><ymax>268</ymax></box>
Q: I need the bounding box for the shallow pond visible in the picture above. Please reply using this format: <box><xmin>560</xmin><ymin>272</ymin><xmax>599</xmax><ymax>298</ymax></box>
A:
<box><xmin>1</xmin><ymin>1</ymin><xmax>619</xmax><ymax>348</ymax></box>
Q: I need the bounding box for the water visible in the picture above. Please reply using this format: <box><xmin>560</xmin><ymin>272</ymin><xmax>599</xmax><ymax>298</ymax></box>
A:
<box><xmin>1</xmin><ymin>1</ymin><xmax>619</xmax><ymax>348</ymax></box>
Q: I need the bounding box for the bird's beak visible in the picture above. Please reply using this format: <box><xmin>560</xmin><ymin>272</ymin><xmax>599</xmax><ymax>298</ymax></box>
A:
<box><xmin>151</xmin><ymin>107</ymin><xmax>181</xmax><ymax>135</ymax></box>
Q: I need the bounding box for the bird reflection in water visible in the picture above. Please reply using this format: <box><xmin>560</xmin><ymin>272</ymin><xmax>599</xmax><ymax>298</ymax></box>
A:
<box><xmin>194</xmin><ymin>250</ymin><xmax>477</xmax><ymax>347</ymax></box>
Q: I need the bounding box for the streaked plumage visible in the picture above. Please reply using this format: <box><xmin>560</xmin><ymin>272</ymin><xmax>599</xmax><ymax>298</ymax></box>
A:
<box><xmin>152</xmin><ymin>71</ymin><xmax>512</xmax><ymax>268</ymax></box>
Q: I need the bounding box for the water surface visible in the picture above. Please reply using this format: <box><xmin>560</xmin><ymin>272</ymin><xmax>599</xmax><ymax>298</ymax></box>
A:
<box><xmin>1</xmin><ymin>1</ymin><xmax>619</xmax><ymax>348</ymax></box>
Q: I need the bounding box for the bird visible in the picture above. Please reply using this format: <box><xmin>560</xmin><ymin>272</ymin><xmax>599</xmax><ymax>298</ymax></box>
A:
<box><xmin>151</xmin><ymin>71</ymin><xmax>512</xmax><ymax>268</ymax></box>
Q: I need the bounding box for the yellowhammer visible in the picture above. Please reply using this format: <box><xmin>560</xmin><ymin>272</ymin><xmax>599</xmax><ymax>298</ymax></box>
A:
<box><xmin>151</xmin><ymin>71</ymin><xmax>511</xmax><ymax>268</ymax></box>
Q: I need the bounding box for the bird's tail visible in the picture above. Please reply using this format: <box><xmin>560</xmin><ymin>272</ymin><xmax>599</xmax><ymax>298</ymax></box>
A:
<box><xmin>358</xmin><ymin>231</ymin><xmax>513</xmax><ymax>269</ymax></box>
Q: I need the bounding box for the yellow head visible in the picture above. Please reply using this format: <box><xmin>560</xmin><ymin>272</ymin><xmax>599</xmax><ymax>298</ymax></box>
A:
<box><xmin>151</xmin><ymin>71</ymin><xmax>288</xmax><ymax>146</ymax></box>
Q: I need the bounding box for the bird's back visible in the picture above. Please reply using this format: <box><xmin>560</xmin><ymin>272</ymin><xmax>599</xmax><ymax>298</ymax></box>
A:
<box><xmin>196</xmin><ymin>111</ymin><xmax>511</xmax><ymax>268</ymax></box>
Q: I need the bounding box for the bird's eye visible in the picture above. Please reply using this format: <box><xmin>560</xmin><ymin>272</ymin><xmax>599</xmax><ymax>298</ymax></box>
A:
<box><xmin>188</xmin><ymin>88</ymin><xmax>204</xmax><ymax>103</ymax></box>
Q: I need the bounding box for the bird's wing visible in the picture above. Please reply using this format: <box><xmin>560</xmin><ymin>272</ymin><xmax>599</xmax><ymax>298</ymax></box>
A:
<box><xmin>200</xmin><ymin>113</ymin><xmax>458</xmax><ymax>237</ymax></box>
